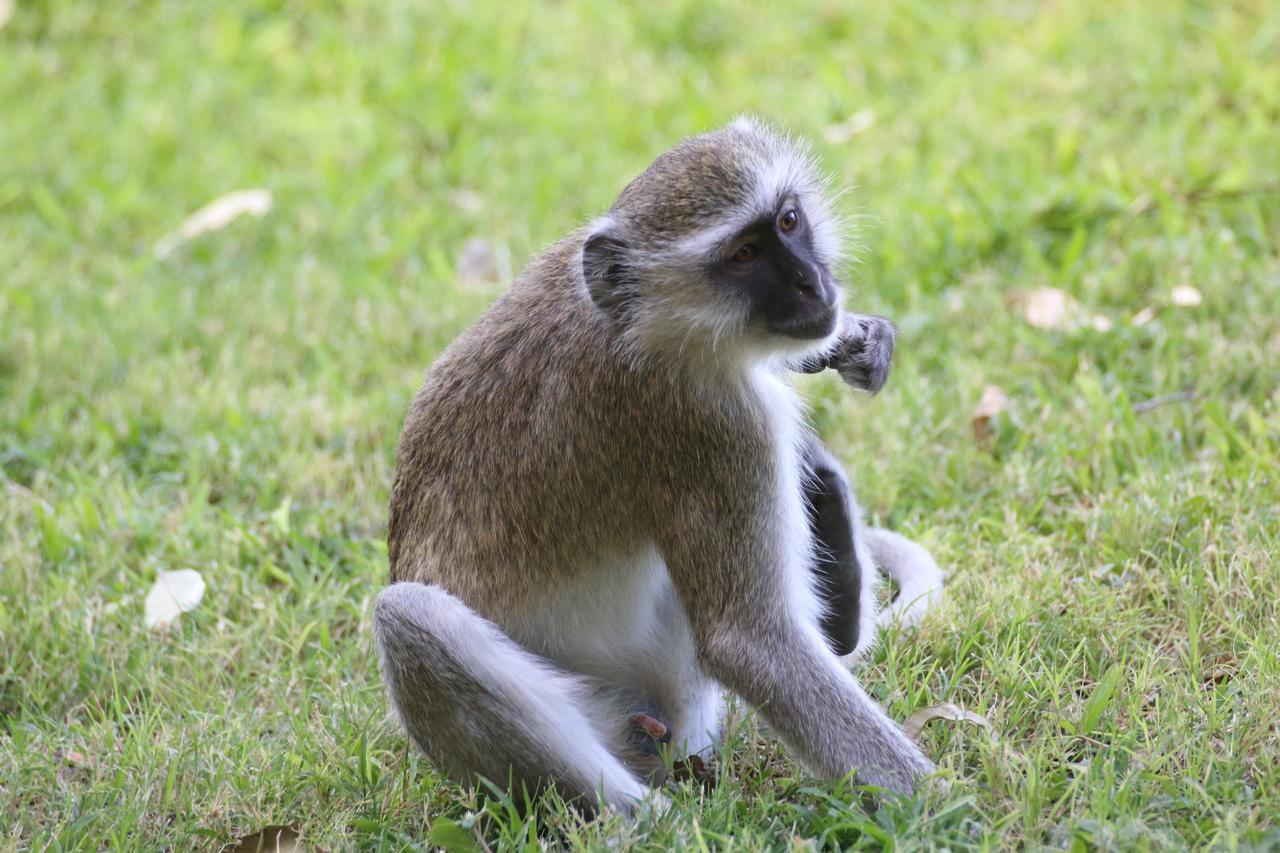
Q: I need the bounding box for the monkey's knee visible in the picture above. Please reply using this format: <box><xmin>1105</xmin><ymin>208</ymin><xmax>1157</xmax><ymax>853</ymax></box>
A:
<box><xmin>373</xmin><ymin>582</ymin><xmax>464</xmax><ymax>671</ymax></box>
<box><xmin>374</xmin><ymin>583</ymin><xmax>650</xmax><ymax>812</ymax></box>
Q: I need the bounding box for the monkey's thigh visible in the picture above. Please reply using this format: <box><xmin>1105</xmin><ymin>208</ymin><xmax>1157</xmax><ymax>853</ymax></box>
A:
<box><xmin>800</xmin><ymin>436</ymin><xmax>873</xmax><ymax>657</ymax></box>
<box><xmin>373</xmin><ymin>582</ymin><xmax>647</xmax><ymax>810</ymax></box>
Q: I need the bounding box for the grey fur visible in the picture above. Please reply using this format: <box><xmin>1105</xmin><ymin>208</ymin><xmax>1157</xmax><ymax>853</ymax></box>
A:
<box><xmin>798</xmin><ymin>313</ymin><xmax>898</xmax><ymax>394</ymax></box>
<box><xmin>375</xmin><ymin>119</ymin><xmax>941</xmax><ymax>812</ymax></box>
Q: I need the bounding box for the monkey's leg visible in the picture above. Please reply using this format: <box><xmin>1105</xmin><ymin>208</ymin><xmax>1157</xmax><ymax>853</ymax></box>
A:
<box><xmin>801</xmin><ymin>436</ymin><xmax>877</xmax><ymax>658</ymax></box>
<box><xmin>662</xmin><ymin>535</ymin><xmax>935</xmax><ymax>795</ymax></box>
<box><xmin>373</xmin><ymin>582</ymin><xmax>650</xmax><ymax>813</ymax></box>
<box><xmin>661</xmin><ymin>478</ymin><xmax>935</xmax><ymax>795</ymax></box>
<box><xmin>865</xmin><ymin>528</ymin><xmax>943</xmax><ymax>627</ymax></box>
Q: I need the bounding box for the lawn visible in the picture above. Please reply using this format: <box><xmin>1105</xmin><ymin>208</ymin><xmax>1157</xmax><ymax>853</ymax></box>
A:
<box><xmin>2</xmin><ymin>0</ymin><xmax>1278</xmax><ymax>849</ymax></box>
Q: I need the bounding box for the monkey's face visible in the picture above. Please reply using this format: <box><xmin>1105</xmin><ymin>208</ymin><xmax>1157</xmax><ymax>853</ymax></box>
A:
<box><xmin>583</xmin><ymin>119</ymin><xmax>849</xmax><ymax>367</ymax></box>
<box><xmin>707</xmin><ymin>198</ymin><xmax>840</xmax><ymax>342</ymax></box>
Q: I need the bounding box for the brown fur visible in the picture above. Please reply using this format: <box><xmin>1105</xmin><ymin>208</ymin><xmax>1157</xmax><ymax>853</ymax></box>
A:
<box><xmin>389</xmin><ymin>231</ymin><xmax>776</xmax><ymax>632</ymax></box>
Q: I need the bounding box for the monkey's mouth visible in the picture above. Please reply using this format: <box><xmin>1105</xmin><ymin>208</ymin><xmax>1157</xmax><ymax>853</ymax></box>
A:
<box><xmin>768</xmin><ymin>306</ymin><xmax>840</xmax><ymax>340</ymax></box>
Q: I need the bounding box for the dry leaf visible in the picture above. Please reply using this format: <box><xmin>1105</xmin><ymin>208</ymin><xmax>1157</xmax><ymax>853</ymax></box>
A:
<box><xmin>155</xmin><ymin>188</ymin><xmax>273</xmax><ymax>258</ymax></box>
<box><xmin>64</xmin><ymin>749</ymin><xmax>93</xmax><ymax>768</ymax></box>
<box><xmin>1201</xmin><ymin>653</ymin><xmax>1237</xmax><ymax>688</ymax></box>
<box><xmin>229</xmin><ymin>825</ymin><xmax>302</xmax><ymax>853</ymax></box>
<box><xmin>1013</xmin><ymin>287</ymin><xmax>1113</xmax><ymax>331</ymax></box>
<box><xmin>1170</xmin><ymin>285</ymin><xmax>1202</xmax><ymax>307</ymax></box>
<box><xmin>1021</xmin><ymin>286</ymin><xmax>1077</xmax><ymax>328</ymax></box>
<box><xmin>144</xmin><ymin>569</ymin><xmax>206</xmax><ymax>630</ymax></box>
<box><xmin>448</xmin><ymin>188</ymin><xmax>485</xmax><ymax>215</ymax></box>
<box><xmin>0</xmin><ymin>0</ymin><xmax>13</xmax><ymax>30</ymax></box>
<box><xmin>1133</xmin><ymin>305</ymin><xmax>1158</xmax><ymax>326</ymax></box>
<box><xmin>971</xmin><ymin>385</ymin><xmax>1008</xmax><ymax>443</ymax></box>
<box><xmin>903</xmin><ymin>703</ymin><xmax>996</xmax><ymax>741</ymax></box>
<box><xmin>455</xmin><ymin>237</ymin><xmax>501</xmax><ymax>288</ymax></box>
<box><xmin>823</xmin><ymin>109</ymin><xmax>876</xmax><ymax>144</ymax></box>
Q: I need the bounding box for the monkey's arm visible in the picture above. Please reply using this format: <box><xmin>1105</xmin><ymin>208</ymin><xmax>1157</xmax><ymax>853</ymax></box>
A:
<box><xmin>796</xmin><ymin>313</ymin><xmax>896</xmax><ymax>393</ymax></box>
<box><xmin>659</xmin><ymin>490</ymin><xmax>934</xmax><ymax>795</ymax></box>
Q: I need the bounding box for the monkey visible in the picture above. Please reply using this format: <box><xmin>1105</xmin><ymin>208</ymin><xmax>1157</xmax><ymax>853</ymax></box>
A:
<box><xmin>374</xmin><ymin>118</ymin><xmax>944</xmax><ymax>815</ymax></box>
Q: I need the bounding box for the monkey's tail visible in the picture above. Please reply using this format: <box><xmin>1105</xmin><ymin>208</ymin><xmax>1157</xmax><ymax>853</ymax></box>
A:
<box><xmin>865</xmin><ymin>528</ymin><xmax>944</xmax><ymax>627</ymax></box>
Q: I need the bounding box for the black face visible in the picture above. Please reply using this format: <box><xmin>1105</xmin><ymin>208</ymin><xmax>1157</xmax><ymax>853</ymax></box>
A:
<box><xmin>707</xmin><ymin>200</ymin><xmax>838</xmax><ymax>340</ymax></box>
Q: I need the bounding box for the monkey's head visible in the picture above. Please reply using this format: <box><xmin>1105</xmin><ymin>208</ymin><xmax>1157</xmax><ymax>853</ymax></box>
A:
<box><xmin>583</xmin><ymin>118</ymin><xmax>848</xmax><ymax>368</ymax></box>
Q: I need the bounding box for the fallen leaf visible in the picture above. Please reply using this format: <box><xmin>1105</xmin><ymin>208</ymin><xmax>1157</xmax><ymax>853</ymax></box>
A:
<box><xmin>1170</xmin><ymin>285</ymin><xmax>1202</xmax><ymax>307</ymax></box>
<box><xmin>229</xmin><ymin>825</ymin><xmax>302</xmax><ymax>853</ymax></box>
<box><xmin>903</xmin><ymin>703</ymin><xmax>996</xmax><ymax>741</ymax></box>
<box><xmin>155</xmin><ymin>188</ymin><xmax>273</xmax><ymax>258</ymax></box>
<box><xmin>0</xmin><ymin>0</ymin><xmax>13</xmax><ymax>30</ymax></box>
<box><xmin>1020</xmin><ymin>286</ymin><xmax>1077</xmax><ymax>329</ymax></box>
<box><xmin>63</xmin><ymin>749</ymin><xmax>93</xmax><ymax>768</ymax></box>
<box><xmin>823</xmin><ymin>109</ymin><xmax>876</xmax><ymax>144</ymax></box>
<box><xmin>1132</xmin><ymin>305</ymin><xmax>1158</xmax><ymax>326</ymax></box>
<box><xmin>144</xmin><ymin>569</ymin><xmax>206</xmax><ymax>630</ymax></box>
<box><xmin>1201</xmin><ymin>653</ymin><xmax>1237</xmax><ymax>688</ymax></box>
<box><xmin>455</xmin><ymin>237</ymin><xmax>501</xmax><ymax>288</ymax></box>
<box><xmin>448</xmin><ymin>188</ymin><xmax>485</xmax><ymax>215</ymax></box>
<box><xmin>971</xmin><ymin>385</ymin><xmax>1008</xmax><ymax>443</ymax></box>
<box><xmin>1011</xmin><ymin>287</ymin><xmax>1114</xmax><ymax>331</ymax></box>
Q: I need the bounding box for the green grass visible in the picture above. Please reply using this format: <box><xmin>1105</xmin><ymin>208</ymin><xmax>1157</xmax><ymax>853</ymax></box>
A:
<box><xmin>2</xmin><ymin>0</ymin><xmax>1279</xmax><ymax>848</ymax></box>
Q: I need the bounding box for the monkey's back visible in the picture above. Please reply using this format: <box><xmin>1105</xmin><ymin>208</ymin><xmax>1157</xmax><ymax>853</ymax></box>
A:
<box><xmin>387</xmin><ymin>234</ymin><xmax>769</xmax><ymax>620</ymax></box>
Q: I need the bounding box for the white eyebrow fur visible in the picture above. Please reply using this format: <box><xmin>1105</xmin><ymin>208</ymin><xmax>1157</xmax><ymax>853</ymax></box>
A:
<box><xmin>668</xmin><ymin>126</ymin><xmax>848</xmax><ymax>268</ymax></box>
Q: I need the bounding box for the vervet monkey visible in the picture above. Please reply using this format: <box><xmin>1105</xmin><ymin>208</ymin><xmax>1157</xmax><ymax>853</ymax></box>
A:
<box><xmin>375</xmin><ymin>119</ymin><xmax>944</xmax><ymax>814</ymax></box>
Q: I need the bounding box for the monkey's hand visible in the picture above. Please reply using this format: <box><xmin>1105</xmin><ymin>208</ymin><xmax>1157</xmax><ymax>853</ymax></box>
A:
<box><xmin>796</xmin><ymin>313</ymin><xmax>897</xmax><ymax>393</ymax></box>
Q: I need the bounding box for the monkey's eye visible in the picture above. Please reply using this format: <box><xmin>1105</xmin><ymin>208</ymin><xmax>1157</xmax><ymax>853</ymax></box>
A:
<box><xmin>731</xmin><ymin>242</ymin><xmax>759</xmax><ymax>264</ymax></box>
<box><xmin>778</xmin><ymin>208</ymin><xmax>799</xmax><ymax>233</ymax></box>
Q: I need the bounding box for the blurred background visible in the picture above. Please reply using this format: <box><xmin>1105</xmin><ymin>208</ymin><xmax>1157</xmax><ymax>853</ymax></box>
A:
<box><xmin>2</xmin><ymin>1</ymin><xmax>1278</xmax><ymax>848</ymax></box>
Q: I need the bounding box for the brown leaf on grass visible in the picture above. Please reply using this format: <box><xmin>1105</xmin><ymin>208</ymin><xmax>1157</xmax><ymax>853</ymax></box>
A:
<box><xmin>227</xmin><ymin>825</ymin><xmax>303</xmax><ymax>853</ymax></box>
<box><xmin>1170</xmin><ymin>285</ymin><xmax>1203</xmax><ymax>307</ymax></box>
<box><xmin>971</xmin><ymin>385</ymin><xmax>1008</xmax><ymax>443</ymax></box>
<box><xmin>1011</xmin><ymin>287</ymin><xmax>1112</xmax><ymax>331</ymax></box>
<box><xmin>448</xmin><ymin>188</ymin><xmax>485</xmax><ymax>215</ymax></box>
<box><xmin>54</xmin><ymin>747</ymin><xmax>95</xmax><ymax>783</ymax></box>
<box><xmin>1132</xmin><ymin>305</ymin><xmax>1158</xmax><ymax>326</ymax></box>
<box><xmin>1020</xmin><ymin>286</ymin><xmax>1076</xmax><ymax>328</ymax></box>
<box><xmin>823</xmin><ymin>109</ymin><xmax>876</xmax><ymax>144</ymax></box>
<box><xmin>1201</xmin><ymin>653</ymin><xmax>1238</xmax><ymax>689</ymax></box>
<box><xmin>455</xmin><ymin>237</ymin><xmax>502</xmax><ymax>289</ymax></box>
<box><xmin>144</xmin><ymin>569</ymin><xmax>206</xmax><ymax>630</ymax></box>
<box><xmin>63</xmin><ymin>749</ymin><xmax>93</xmax><ymax>769</ymax></box>
<box><xmin>155</xmin><ymin>189</ymin><xmax>273</xmax><ymax>258</ymax></box>
<box><xmin>903</xmin><ymin>703</ymin><xmax>996</xmax><ymax>741</ymax></box>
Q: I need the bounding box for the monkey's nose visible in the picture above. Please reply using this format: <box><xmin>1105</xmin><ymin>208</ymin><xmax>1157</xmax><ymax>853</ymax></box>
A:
<box><xmin>793</xmin><ymin>263</ymin><xmax>820</xmax><ymax>296</ymax></box>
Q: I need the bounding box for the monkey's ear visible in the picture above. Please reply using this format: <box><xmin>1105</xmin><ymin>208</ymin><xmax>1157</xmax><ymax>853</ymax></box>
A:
<box><xmin>582</xmin><ymin>220</ymin><xmax>632</xmax><ymax>320</ymax></box>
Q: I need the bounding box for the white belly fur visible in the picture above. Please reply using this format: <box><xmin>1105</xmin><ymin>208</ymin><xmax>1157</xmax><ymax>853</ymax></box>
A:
<box><xmin>507</xmin><ymin>544</ymin><xmax>722</xmax><ymax>756</ymax></box>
